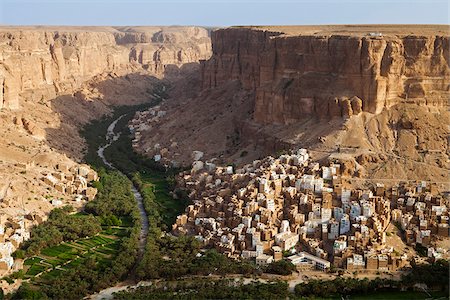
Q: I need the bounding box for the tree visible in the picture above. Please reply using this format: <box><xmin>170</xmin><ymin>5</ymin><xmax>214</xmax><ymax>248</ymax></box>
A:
<box><xmin>265</xmin><ymin>260</ymin><xmax>296</xmax><ymax>275</ymax></box>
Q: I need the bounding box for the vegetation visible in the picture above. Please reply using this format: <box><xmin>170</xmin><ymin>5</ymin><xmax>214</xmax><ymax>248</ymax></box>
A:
<box><xmin>21</xmin><ymin>206</ymin><xmax>102</xmax><ymax>256</ymax></box>
<box><xmin>414</xmin><ymin>243</ymin><xmax>428</xmax><ymax>257</ymax></box>
<box><xmin>350</xmin><ymin>290</ymin><xmax>449</xmax><ymax>300</ymax></box>
<box><xmin>295</xmin><ymin>277</ymin><xmax>401</xmax><ymax>298</ymax></box>
<box><xmin>294</xmin><ymin>260</ymin><xmax>449</xmax><ymax>298</ymax></box>
<box><xmin>13</xmin><ymin>169</ymin><xmax>141</xmax><ymax>299</ymax></box>
<box><xmin>85</xmin><ymin>170</ymin><xmax>139</xmax><ymax>220</ymax></box>
<box><xmin>188</xmin><ymin>249</ymin><xmax>259</xmax><ymax>277</ymax></box>
<box><xmin>80</xmin><ymin>104</ymin><xmax>147</xmax><ymax>170</ymax></box>
<box><xmin>136</xmin><ymin>237</ymin><xmax>260</xmax><ymax>280</ymax></box>
<box><xmin>79</xmin><ymin>81</ymin><xmax>167</xmax><ymax>171</ymax></box>
<box><xmin>22</xmin><ymin>230</ymin><xmax>122</xmax><ymax>279</ymax></box>
<box><xmin>402</xmin><ymin>259</ymin><xmax>449</xmax><ymax>290</ymax></box>
<box><xmin>113</xmin><ymin>279</ymin><xmax>290</xmax><ymax>300</ymax></box>
<box><xmin>12</xmin><ymin>283</ymin><xmax>47</xmax><ymax>300</ymax></box>
<box><xmin>264</xmin><ymin>259</ymin><xmax>296</xmax><ymax>275</ymax></box>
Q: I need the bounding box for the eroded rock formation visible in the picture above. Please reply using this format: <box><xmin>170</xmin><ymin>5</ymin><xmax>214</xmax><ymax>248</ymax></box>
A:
<box><xmin>201</xmin><ymin>26</ymin><xmax>449</xmax><ymax>124</ymax></box>
<box><xmin>0</xmin><ymin>26</ymin><xmax>212</xmax><ymax>250</ymax></box>
<box><xmin>133</xmin><ymin>26</ymin><xmax>449</xmax><ymax>183</ymax></box>
<box><xmin>0</xmin><ymin>26</ymin><xmax>211</xmax><ymax>110</ymax></box>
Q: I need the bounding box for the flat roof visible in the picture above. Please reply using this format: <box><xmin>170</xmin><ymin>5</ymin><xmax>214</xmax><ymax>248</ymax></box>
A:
<box><xmin>288</xmin><ymin>251</ymin><xmax>331</xmax><ymax>266</ymax></box>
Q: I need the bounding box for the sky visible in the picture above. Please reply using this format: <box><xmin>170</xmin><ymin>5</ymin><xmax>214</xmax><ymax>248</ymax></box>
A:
<box><xmin>0</xmin><ymin>0</ymin><xmax>448</xmax><ymax>27</ymax></box>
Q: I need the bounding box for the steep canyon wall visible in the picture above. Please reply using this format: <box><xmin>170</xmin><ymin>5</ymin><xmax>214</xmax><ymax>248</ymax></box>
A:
<box><xmin>201</xmin><ymin>26</ymin><xmax>449</xmax><ymax>124</ymax></box>
<box><xmin>0</xmin><ymin>26</ymin><xmax>211</xmax><ymax>232</ymax></box>
<box><xmin>0</xmin><ymin>26</ymin><xmax>211</xmax><ymax>110</ymax></box>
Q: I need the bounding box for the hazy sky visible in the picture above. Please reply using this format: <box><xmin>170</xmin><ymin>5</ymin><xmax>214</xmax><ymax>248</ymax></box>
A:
<box><xmin>0</xmin><ymin>0</ymin><xmax>448</xmax><ymax>26</ymax></box>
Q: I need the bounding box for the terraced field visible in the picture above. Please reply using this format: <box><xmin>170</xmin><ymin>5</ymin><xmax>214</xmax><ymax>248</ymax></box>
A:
<box><xmin>23</xmin><ymin>227</ymin><xmax>127</xmax><ymax>280</ymax></box>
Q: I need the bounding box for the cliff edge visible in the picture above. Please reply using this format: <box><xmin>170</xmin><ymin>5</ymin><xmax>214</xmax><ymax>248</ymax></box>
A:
<box><xmin>134</xmin><ymin>25</ymin><xmax>449</xmax><ymax>183</ymax></box>
<box><xmin>0</xmin><ymin>26</ymin><xmax>211</xmax><ymax>250</ymax></box>
<box><xmin>201</xmin><ymin>25</ymin><xmax>449</xmax><ymax>124</ymax></box>
<box><xmin>0</xmin><ymin>26</ymin><xmax>211</xmax><ymax>110</ymax></box>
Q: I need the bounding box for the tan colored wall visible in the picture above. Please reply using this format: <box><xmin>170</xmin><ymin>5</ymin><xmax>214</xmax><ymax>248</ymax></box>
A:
<box><xmin>201</xmin><ymin>27</ymin><xmax>449</xmax><ymax>124</ymax></box>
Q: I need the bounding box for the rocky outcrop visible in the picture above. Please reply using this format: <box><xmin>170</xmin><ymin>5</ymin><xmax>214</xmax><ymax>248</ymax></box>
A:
<box><xmin>0</xmin><ymin>26</ymin><xmax>211</xmax><ymax>110</ymax></box>
<box><xmin>201</xmin><ymin>26</ymin><xmax>449</xmax><ymax>124</ymax></box>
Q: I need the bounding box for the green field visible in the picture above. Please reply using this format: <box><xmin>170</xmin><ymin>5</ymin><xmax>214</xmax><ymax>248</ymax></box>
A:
<box><xmin>23</xmin><ymin>230</ymin><xmax>122</xmax><ymax>280</ymax></box>
<box><xmin>40</xmin><ymin>244</ymin><xmax>72</xmax><ymax>257</ymax></box>
<box><xmin>140</xmin><ymin>172</ymin><xmax>186</xmax><ymax>226</ymax></box>
<box><xmin>102</xmin><ymin>227</ymin><xmax>128</xmax><ymax>236</ymax></box>
<box><xmin>25</xmin><ymin>264</ymin><xmax>48</xmax><ymax>276</ymax></box>
<box><xmin>23</xmin><ymin>257</ymin><xmax>42</xmax><ymax>265</ymax></box>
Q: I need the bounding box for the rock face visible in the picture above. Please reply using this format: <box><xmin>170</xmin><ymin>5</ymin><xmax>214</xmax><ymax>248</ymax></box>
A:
<box><xmin>201</xmin><ymin>26</ymin><xmax>449</xmax><ymax>124</ymax></box>
<box><xmin>131</xmin><ymin>25</ymin><xmax>448</xmax><ymax>183</ymax></box>
<box><xmin>0</xmin><ymin>26</ymin><xmax>212</xmax><ymax>235</ymax></box>
<box><xmin>0</xmin><ymin>26</ymin><xmax>211</xmax><ymax>110</ymax></box>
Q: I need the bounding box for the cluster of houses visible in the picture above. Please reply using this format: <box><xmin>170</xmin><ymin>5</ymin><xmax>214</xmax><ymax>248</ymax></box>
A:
<box><xmin>41</xmin><ymin>163</ymin><xmax>98</xmax><ymax>203</ymax></box>
<box><xmin>0</xmin><ymin>213</ymin><xmax>46</xmax><ymax>275</ymax></box>
<box><xmin>128</xmin><ymin>105</ymin><xmax>172</xmax><ymax>162</ymax></box>
<box><xmin>0</xmin><ymin>162</ymin><xmax>100</xmax><ymax>276</ymax></box>
<box><xmin>172</xmin><ymin>149</ymin><xmax>449</xmax><ymax>272</ymax></box>
<box><xmin>390</xmin><ymin>183</ymin><xmax>449</xmax><ymax>261</ymax></box>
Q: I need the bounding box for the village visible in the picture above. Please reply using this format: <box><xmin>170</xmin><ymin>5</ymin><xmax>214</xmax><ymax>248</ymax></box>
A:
<box><xmin>0</xmin><ymin>158</ymin><xmax>98</xmax><ymax>278</ymax></box>
<box><xmin>170</xmin><ymin>148</ymin><xmax>449</xmax><ymax>273</ymax></box>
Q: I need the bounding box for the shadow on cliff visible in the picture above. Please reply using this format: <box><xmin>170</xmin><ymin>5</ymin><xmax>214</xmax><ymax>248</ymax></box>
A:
<box><xmin>43</xmin><ymin>72</ymin><xmax>163</xmax><ymax>163</ymax></box>
<box><xmin>44</xmin><ymin>62</ymin><xmax>205</xmax><ymax>163</ymax></box>
<box><xmin>242</xmin><ymin>113</ymin><xmax>346</xmax><ymax>163</ymax></box>
<box><xmin>163</xmin><ymin>62</ymin><xmax>201</xmax><ymax>79</ymax></box>
<box><xmin>44</xmin><ymin>62</ymin><xmax>346</xmax><ymax>171</ymax></box>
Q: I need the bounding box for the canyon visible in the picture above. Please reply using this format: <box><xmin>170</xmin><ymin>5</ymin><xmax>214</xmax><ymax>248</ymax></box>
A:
<box><xmin>0</xmin><ymin>24</ymin><xmax>448</xmax><ymax>295</ymax></box>
<box><xmin>0</xmin><ymin>26</ymin><xmax>211</xmax><ymax>110</ymax></box>
<box><xmin>2</xmin><ymin>25</ymin><xmax>446</xmax><ymax>225</ymax></box>
<box><xmin>0</xmin><ymin>26</ymin><xmax>211</xmax><ymax>278</ymax></box>
<box><xmin>134</xmin><ymin>25</ymin><xmax>449</xmax><ymax>183</ymax></box>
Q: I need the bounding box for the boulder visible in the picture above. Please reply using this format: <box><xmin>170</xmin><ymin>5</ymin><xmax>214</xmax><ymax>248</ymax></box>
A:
<box><xmin>191</xmin><ymin>161</ymin><xmax>204</xmax><ymax>173</ymax></box>
<box><xmin>192</xmin><ymin>150</ymin><xmax>204</xmax><ymax>161</ymax></box>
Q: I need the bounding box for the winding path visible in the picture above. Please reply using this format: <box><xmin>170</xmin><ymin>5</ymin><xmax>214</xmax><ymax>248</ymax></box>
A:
<box><xmin>96</xmin><ymin>115</ymin><xmax>149</xmax><ymax>258</ymax></box>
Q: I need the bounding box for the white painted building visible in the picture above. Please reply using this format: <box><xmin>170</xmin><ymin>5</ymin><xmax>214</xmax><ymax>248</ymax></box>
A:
<box><xmin>256</xmin><ymin>254</ymin><xmax>274</xmax><ymax>266</ymax></box>
<box><xmin>287</xmin><ymin>251</ymin><xmax>331</xmax><ymax>271</ymax></box>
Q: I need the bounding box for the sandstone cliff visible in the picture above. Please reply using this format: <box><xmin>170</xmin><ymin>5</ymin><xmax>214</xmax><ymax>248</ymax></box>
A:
<box><xmin>134</xmin><ymin>25</ymin><xmax>448</xmax><ymax>183</ymax></box>
<box><xmin>0</xmin><ymin>26</ymin><xmax>211</xmax><ymax>237</ymax></box>
<box><xmin>0</xmin><ymin>26</ymin><xmax>211</xmax><ymax>110</ymax></box>
<box><xmin>201</xmin><ymin>25</ymin><xmax>449</xmax><ymax>124</ymax></box>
